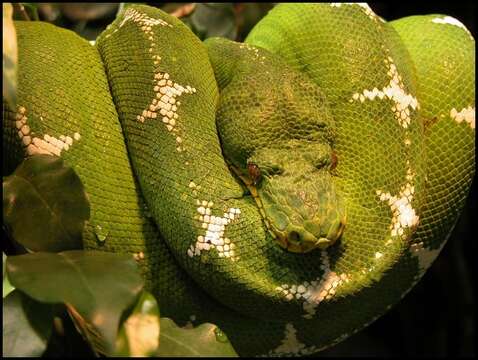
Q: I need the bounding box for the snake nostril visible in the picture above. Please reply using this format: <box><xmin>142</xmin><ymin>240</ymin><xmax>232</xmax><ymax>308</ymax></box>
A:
<box><xmin>288</xmin><ymin>231</ymin><xmax>301</xmax><ymax>244</ymax></box>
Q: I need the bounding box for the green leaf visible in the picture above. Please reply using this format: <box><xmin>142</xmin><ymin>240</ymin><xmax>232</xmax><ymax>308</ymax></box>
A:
<box><xmin>6</xmin><ymin>250</ymin><xmax>144</xmax><ymax>355</ymax></box>
<box><xmin>21</xmin><ymin>3</ymin><xmax>40</xmax><ymax>21</ymax></box>
<box><xmin>3</xmin><ymin>3</ymin><xmax>17</xmax><ymax>109</ymax></box>
<box><xmin>3</xmin><ymin>290</ymin><xmax>54</xmax><ymax>357</ymax></box>
<box><xmin>157</xmin><ymin>318</ymin><xmax>238</xmax><ymax>357</ymax></box>
<box><xmin>3</xmin><ymin>253</ymin><xmax>15</xmax><ymax>298</ymax></box>
<box><xmin>182</xmin><ymin>3</ymin><xmax>237</xmax><ymax>41</ymax></box>
<box><xmin>115</xmin><ymin>291</ymin><xmax>160</xmax><ymax>356</ymax></box>
<box><xmin>3</xmin><ymin>155</ymin><xmax>90</xmax><ymax>252</ymax></box>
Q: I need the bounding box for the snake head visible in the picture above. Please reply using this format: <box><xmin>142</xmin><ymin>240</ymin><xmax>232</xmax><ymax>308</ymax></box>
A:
<box><xmin>248</xmin><ymin>142</ymin><xmax>346</xmax><ymax>253</ymax></box>
<box><xmin>211</xmin><ymin>38</ymin><xmax>347</xmax><ymax>253</ymax></box>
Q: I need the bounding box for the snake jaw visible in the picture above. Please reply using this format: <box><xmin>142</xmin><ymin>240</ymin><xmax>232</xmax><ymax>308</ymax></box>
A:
<box><xmin>269</xmin><ymin>232</ymin><xmax>333</xmax><ymax>253</ymax></box>
<box><xmin>226</xmin><ymin>146</ymin><xmax>347</xmax><ymax>254</ymax></box>
<box><xmin>247</xmin><ymin>177</ymin><xmax>346</xmax><ymax>254</ymax></box>
<box><xmin>270</xmin><ymin>221</ymin><xmax>344</xmax><ymax>253</ymax></box>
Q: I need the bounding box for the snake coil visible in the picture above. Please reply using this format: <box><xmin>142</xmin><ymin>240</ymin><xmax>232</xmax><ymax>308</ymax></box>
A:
<box><xmin>3</xmin><ymin>4</ymin><xmax>474</xmax><ymax>356</ymax></box>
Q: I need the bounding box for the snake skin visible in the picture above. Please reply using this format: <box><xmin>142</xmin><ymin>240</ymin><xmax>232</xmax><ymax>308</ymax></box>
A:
<box><xmin>2</xmin><ymin>4</ymin><xmax>474</xmax><ymax>357</ymax></box>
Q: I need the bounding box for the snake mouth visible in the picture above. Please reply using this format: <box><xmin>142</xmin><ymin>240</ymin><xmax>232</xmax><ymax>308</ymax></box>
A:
<box><xmin>271</xmin><ymin>221</ymin><xmax>345</xmax><ymax>253</ymax></box>
<box><xmin>254</xmin><ymin>177</ymin><xmax>346</xmax><ymax>253</ymax></box>
<box><xmin>279</xmin><ymin>230</ymin><xmax>321</xmax><ymax>253</ymax></box>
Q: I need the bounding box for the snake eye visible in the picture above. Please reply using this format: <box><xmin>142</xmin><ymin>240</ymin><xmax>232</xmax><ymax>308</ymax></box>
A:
<box><xmin>247</xmin><ymin>163</ymin><xmax>262</xmax><ymax>185</ymax></box>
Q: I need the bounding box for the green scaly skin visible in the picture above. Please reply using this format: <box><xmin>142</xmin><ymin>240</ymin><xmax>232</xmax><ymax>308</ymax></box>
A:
<box><xmin>206</xmin><ymin>37</ymin><xmax>346</xmax><ymax>253</ymax></box>
<box><xmin>2</xmin><ymin>4</ymin><xmax>474</xmax><ymax>357</ymax></box>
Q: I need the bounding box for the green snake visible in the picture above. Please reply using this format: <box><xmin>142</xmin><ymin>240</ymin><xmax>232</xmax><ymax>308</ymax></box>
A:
<box><xmin>3</xmin><ymin>3</ymin><xmax>475</xmax><ymax>356</ymax></box>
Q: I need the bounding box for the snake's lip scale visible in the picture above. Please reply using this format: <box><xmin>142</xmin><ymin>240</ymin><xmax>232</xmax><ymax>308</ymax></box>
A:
<box><xmin>264</xmin><ymin>215</ymin><xmax>338</xmax><ymax>253</ymax></box>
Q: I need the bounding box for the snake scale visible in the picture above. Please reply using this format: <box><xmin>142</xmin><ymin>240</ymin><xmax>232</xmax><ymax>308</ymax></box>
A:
<box><xmin>2</xmin><ymin>3</ymin><xmax>474</xmax><ymax>356</ymax></box>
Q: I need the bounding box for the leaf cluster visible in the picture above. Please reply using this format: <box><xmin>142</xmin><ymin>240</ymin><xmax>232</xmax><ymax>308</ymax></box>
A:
<box><xmin>2</xmin><ymin>150</ymin><xmax>237</xmax><ymax>358</ymax></box>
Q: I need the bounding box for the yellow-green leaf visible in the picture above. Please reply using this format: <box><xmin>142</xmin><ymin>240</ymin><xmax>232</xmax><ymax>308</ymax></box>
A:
<box><xmin>3</xmin><ymin>253</ymin><xmax>15</xmax><ymax>298</ymax></box>
<box><xmin>115</xmin><ymin>291</ymin><xmax>160</xmax><ymax>356</ymax></box>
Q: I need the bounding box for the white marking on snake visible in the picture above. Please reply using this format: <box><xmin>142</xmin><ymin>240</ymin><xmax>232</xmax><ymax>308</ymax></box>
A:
<box><xmin>351</xmin><ymin>56</ymin><xmax>419</xmax><ymax>128</ymax></box>
<box><xmin>112</xmin><ymin>8</ymin><xmax>197</xmax><ymax>152</ymax></box>
<box><xmin>15</xmin><ymin>106</ymin><xmax>80</xmax><ymax>156</ymax></box>
<box><xmin>188</xmin><ymin>181</ymin><xmax>201</xmax><ymax>197</ymax></box>
<box><xmin>272</xmin><ymin>324</ymin><xmax>306</xmax><ymax>355</ymax></box>
<box><xmin>376</xmin><ymin>166</ymin><xmax>419</xmax><ymax>238</ymax></box>
<box><xmin>410</xmin><ymin>240</ymin><xmax>447</xmax><ymax>276</ymax></box>
<box><xmin>431</xmin><ymin>16</ymin><xmax>474</xmax><ymax>40</ymax></box>
<box><xmin>275</xmin><ymin>251</ymin><xmax>350</xmax><ymax>319</ymax></box>
<box><xmin>260</xmin><ymin>323</ymin><xmax>324</xmax><ymax>357</ymax></box>
<box><xmin>139</xmin><ymin>69</ymin><xmax>195</xmax><ymax>153</ymax></box>
<box><xmin>239</xmin><ymin>43</ymin><xmax>266</xmax><ymax>64</ymax></box>
<box><xmin>105</xmin><ymin>7</ymin><xmax>172</xmax><ymax>39</ymax></box>
<box><xmin>188</xmin><ymin>200</ymin><xmax>240</xmax><ymax>260</ymax></box>
<box><xmin>450</xmin><ymin>106</ymin><xmax>475</xmax><ymax>129</ymax></box>
<box><xmin>330</xmin><ymin>3</ymin><xmax>385</xmax><ymax>22</ymax></box>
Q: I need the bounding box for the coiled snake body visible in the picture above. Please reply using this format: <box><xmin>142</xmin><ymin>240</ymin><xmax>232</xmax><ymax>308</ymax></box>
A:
<box><xmin>3</xmin><ymin>4</ymin><xmax>474</xmax><ymax>356</ymax></box>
